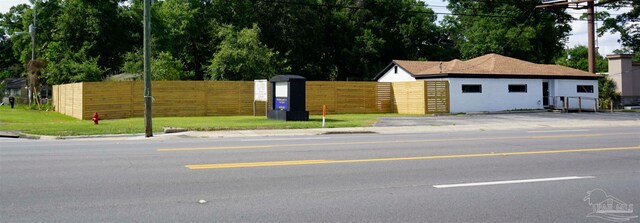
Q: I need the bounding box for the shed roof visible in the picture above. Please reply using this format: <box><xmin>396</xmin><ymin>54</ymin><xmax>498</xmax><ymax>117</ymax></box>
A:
<box><xmin>270</xmin><ymin>74</ymin><xmax>306</xmax><ymax>82</ymax></box>
<box><xmin>378</xmin><ymin>53</ymin><xmax>598</xmax><ymax>80</ymax></box>
<box><xmin>1</xmin><ymin>78</ymin><xmax>27</xmax><ymax>89</ymax></box>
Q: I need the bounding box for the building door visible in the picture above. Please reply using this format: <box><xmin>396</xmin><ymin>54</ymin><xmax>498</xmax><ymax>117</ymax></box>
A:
<box><xmin>542</xmin><ymin>82</ymin><xmax>549</xmax><ymax>107</ymax></box>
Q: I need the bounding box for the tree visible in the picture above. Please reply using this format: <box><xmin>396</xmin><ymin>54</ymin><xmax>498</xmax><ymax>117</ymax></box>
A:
<box><xmin>151</xmin><ymin>51</ymin><xmax>193</xmax><ymax>80</ymax></box>
<box><xmin>0</xmin><ymin>35</ymin><xmax>22</xmax><ymax>78</ymax></box>
<box><xmin>3</xmin><ymin>0</ymin><xmax>588</xmax><ymax>83</ymax></box>
<box><xmin>554</xmin><ymin>45</ymin><xmax>607</xmax><ymax>73</ymax></box>
<box><xmin>0</xmin><ymin>3</ymin><xmax>32</xmax><ymax>78</ymax></box>
<box><xmin>0</xmin><ymin>80</ymin><xmax>6</xmax><ymax>98</ymax></box>
<box><xmin>554</xmin><ymin>45</ymin><xmax>617</xmax><ymax>107</ymax></box>
<box><xmin>43</xmin><ymin>42</ymin><xmax>104</xmax><ymax>84</ymax></box>
<box><xmin>444</xmin><ymin>0</ymin><xmax>573</xmax><ymax>63</ymax></box>
<box><xmin>612</xmin><ymin>48</ymin><xmax>640</xmax><ymax>62</ymax></box>
<box><xmin>151</xmin><ymin>0</ymin><xmax>215</xmax><ymax>80</ymax></box>
<box><xmin>119</xmin><ymin>49</ymin><xmax>193</xmax><ymax>80</ymax></box>
<box><xmin>598</xmin><ymin>0</ymin><xmax>639</xmax><ymax>58</ymax></box>
<box><xmin>35</xmin><ymin>0</ymin><xmax>139</xmax><ymax>84</ymax></box>
<box><xmin>206</xmin><ymin>24</ymin><xmax>283</xmax><ymax>81</ymax></box>
<box><xmin>120</xmin><ymin>49</ymin><xmax>143</xmax><ymax>75</ymax></box>
<box><xmin>598</xmin><ymin>74</ymin><xmax>620</xmax><ymax>109</ymax></box>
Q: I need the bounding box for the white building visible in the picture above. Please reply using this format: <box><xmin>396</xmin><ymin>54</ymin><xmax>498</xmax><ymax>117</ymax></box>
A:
<box><xmin>375</xmin><ymin>54</ymin><xmax>599</xmax><ymax>113</ymax></box>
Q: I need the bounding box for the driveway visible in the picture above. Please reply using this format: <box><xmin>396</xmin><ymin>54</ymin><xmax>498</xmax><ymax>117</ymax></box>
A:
<box><xmin>374</xmin><ymin>112</ymin><xmax>640</xmax><ymax>127</ymax></box>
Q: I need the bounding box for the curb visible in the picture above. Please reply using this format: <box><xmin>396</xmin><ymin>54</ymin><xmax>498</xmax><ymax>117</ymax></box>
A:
<box><xmin>321</xmin><ymin>131</ymin><xmax>378</xmax><ymax>135</ymax></box>
<box><xmin>5</xmin><ymin>112</ymin><xmax>639</xmax><ymax>140</ymax></box>
<box><xmin>0</xmin><ymin>131</ymin><xmax>21</xmax><ymax>138</ymax></box>
<box><xmin>17</xmin><ymin>133</ymin><xmax>42</xmax><ymax>140</ymax></box>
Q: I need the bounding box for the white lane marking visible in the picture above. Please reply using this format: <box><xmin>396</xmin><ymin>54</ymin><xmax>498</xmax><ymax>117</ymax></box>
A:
<box><xmin>433</xmin><ymin>176</ymin><xmax>595</xmax><ymax>189</ymax></box>
<box><xmin>527</xmin><ymin>129</ymin><xmax>589</xmax><ymax>133</ymax></box>
<box><xmin>241</xmin><ymin>137</ymin><xmax>332</xmax><ymax>142</ymax></box>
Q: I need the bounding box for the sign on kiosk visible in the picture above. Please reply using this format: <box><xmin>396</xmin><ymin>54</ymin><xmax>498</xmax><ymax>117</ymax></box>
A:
<box><xmin>274</xmin><ymin>82</ymin><xmax>289</xmax><ymax>110</ymax></box>
<box><xmin>275</xmin><ymin>82</ymin><xmax>288</xmax><ymax>98</ymax></box>
<box><xmin>267</xmin><ymin>75</ymin><xmax>309</xmax><ymax>121</ymax></box>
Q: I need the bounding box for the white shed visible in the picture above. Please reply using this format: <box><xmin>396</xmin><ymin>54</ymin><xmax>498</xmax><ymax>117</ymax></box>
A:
<box><xmin>375</xmin><ymin>54</ymin><xmax>600</xmax><ymax>113</ymax></box>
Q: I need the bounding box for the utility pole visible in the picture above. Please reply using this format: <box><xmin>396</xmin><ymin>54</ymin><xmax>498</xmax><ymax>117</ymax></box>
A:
<box><xmin>28</xmin><ymin>6</ymin><xmax>36</xmax><ymax>106</ymax></box>
<box><xmin>31</xmin><ymin>6</ymin><xmax>36</xmax><ymax>63</ymax></box>
<box><xmin>537</xmin><ymin>0</ymin><xmax>601</xmax><ymax>74</ymax></box>
<box><xmin>144</xmin><ymin>0</ymin><xmax>153</xmax><ymax>137</ymax></box>
<box><xmin>586</xmin><ymin>0</ymin><xmax>596</xmax><ymax>73</ymax></box>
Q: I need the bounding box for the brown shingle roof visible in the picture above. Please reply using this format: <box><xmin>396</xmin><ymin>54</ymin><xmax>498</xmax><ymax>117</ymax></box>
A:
<box><xmin>392</xmin><ymin>53</ymin><xmax>598</xmax><ymax>78</ymax></box>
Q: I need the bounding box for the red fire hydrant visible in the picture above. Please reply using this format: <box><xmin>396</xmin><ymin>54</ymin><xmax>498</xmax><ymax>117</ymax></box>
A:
<box><xmin>92</xmin><ymin>112</ymin><xmax>99</xmax><ymax>125</ymax></box>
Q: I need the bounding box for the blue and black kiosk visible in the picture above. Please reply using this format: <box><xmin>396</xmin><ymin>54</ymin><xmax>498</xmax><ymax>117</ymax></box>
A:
<box><xmin>267</xmin><ymin>75</ymin><xmax>309</xmax><ymax>121</ymax></box>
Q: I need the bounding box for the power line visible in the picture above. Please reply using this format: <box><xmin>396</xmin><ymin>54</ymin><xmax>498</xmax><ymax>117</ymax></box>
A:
<box><xmin>255</xmin><ymin>0</ymin><xmax>618</xmax><ymax>21</ymax></box>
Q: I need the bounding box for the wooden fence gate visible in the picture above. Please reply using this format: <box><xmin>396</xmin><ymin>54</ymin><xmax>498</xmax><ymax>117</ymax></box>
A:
<box><xmin>391</xmin><ymin>81</ymin><xmax>449</xmax><ymax>114</ymax></box>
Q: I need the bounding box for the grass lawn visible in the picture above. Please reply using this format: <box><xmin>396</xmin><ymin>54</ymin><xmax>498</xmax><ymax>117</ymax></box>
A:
<box><xmin>0</xmin><ymin>105</ymin><xmax>402</xmax><ymax>136</ymax></box>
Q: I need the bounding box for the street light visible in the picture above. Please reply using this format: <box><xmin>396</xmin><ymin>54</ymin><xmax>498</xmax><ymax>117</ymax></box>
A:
<box><xmin>4</xmin><ymin>7</ymin><xmax>36</xmax><ymax>107</ymax></box>
<box><xmin>28</xmin><ymin>6</ymin><xmax>37</xmax><ymax>107</ymax></box>
<box><xmin>7</xmin><ymin>7</ymin><xmax>38</xmax><ymax>106</ymax></box>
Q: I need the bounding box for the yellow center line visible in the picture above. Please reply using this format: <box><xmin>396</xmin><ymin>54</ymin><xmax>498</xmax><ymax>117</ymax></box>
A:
<box><xmin>185</xmin><ymin>146</ymin><xmax>640</xmax><ymax>169</ymax></box>
<box><xmin>157</xmin><ymin>133</ymin><xmax>638</xmax><ymax>152</ymax></box>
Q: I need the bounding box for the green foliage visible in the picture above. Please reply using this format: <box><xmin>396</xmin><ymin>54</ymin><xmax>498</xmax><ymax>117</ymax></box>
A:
<box><xmin>28</xmin><ymin>100</ymin><xmax>54</xmax><ymax>111</ymax></box>
<box><xmin>553</xmin><ymin>45</ymin><xmax>616</xmax><ymax>105</ymax></box>
<box><xmin>554</xmin><ymin>45</ymin><xmax>608</xmax><ymax>73</ymax></box>
<box><xmin>206</xmin><ymin>24</ymin><xmax>282</xmax><ymax>80</ymax></box>
<box><xmin>598</xmin><ymin>74</ymin><xmax>620</xmax><ymax>109</ymax></box>
<box><xmin>612</xmin><ymin>48</ymin><xmax>640</xmax><ymax>62</ymax></box>
<box><xmin>0</xmin><ymin>80</ymin><xmax>6</xmax><ymax>98</ymax></box>
<box><xmin>42</xmin><ymin>42</ymin><xmax>104</xmax><ymax>84</ymax></box>
<box><xmin>120</xmin><ymin>50</ymin><xmax>193</xmax><ymax>80</ymax></box>
<box><xmin>152</xmin><ymin>51</ymin><xmax>193</xmax><ymax>80</ymax></box>
<box><xmin>0</xmin><ymin>70</ymin><xmax>16</xmax><ymax>79</ymax></box>
<box><xmin>120</xmin><ymin>49</ymin><xmax>143</xmax><ymax>74</ymax></box>
<box><xmin>52</xmin><ymin>0</ymin><xmax>135</xmax><ymax>74</ymax></box>
<box><xmin>0</xmin><ymin>0</ymin><xmax>600</xmax><ymax>83</ymax></box>
<box><xmin>445</xmin><ymin>0</ymin><xmax>572</xmax><ymax>63</ymax></box>
<box><xmin>598</xmin><ymin>1</ymin><xmax>639</xmax><ymax>54</ymax></box>
<box><xmin>152</xmin><ymin>0</ymin><xmax>214</xmax><ymax>80</ymax></box>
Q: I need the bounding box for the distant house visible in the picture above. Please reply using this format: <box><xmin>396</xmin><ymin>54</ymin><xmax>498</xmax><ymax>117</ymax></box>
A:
<box><xmin>607</xmin><ymin>54</ymin><xmax>640</xmax><ymax>106</ymax></box>
<box><xmin>374</xmin><ymin>54</ymin><xmax>599</xmax><ymax>113</ymax></box>
<box><xmin>1</xmin><ymin>78</ymin><xmax>53</xmax><ymax>105</ymax></box>
<box><xmin>1</xmin><ymin>78</ymin><xmax>27</xmax><ymax>104</ymax></box>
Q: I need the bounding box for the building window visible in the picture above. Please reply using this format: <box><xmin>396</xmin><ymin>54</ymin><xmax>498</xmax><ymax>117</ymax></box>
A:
<box><xmin>508</xmin><ymin>84</ymin><xmax>527</xmax><ymax>93</ymax></box>
<box><xmin>577</xmin><ymin>85</ymin><xmax>594</xmax><ymax>93</ymax></box>
<box><xmin>462</xmin><ymin>84</ymin><xmax>482</xmax><ymax>93</ymax></box>
<box><xmin>394</xmin><ymin>66</ymin><xmax>398</xmax><ymax>74</ymax></box>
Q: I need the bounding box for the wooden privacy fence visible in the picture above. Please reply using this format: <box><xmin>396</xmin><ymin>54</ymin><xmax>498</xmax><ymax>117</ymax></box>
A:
<box><xmin>52</xmin><ymin>83</ymin><xmax>84</xmax><ymax>119</ymax></box>
<box><xmin>53</xmin><ymin>80</ymin><xmax>448</xmax><ymax>120</ymax></box>
<box><xmin>391</xmin><ymin>81</ymin><xmax>449</xmax><ymax>114</ymax></box>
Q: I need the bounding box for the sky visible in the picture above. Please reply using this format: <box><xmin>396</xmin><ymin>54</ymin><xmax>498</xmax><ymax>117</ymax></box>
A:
<box><xmin>0</xmin><ymin>0</ymin><xmax>629</xmax><ymax>56</ymax></box>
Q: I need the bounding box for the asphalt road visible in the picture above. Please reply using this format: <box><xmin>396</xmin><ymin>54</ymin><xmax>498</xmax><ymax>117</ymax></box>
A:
<box><xmin>375</xmin><ymin>112</ymin><xmax>640</xmax><ymax>127</ymax></box>
<box><xmin>1</xmin><ymin>126</ymin><xmax>639</xmax><ymax>222</ymax></box>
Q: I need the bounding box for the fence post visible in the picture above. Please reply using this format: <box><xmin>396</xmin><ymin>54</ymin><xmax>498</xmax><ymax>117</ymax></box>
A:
<box><xmin>610</xmin><ymin>100</ymin><xmax>613</xmax><ymax>112</ymax></box>
<box><xmin>578</xmin><ymin>97</ymin><xmax>582</xmax><ymax>112</ymax></box>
